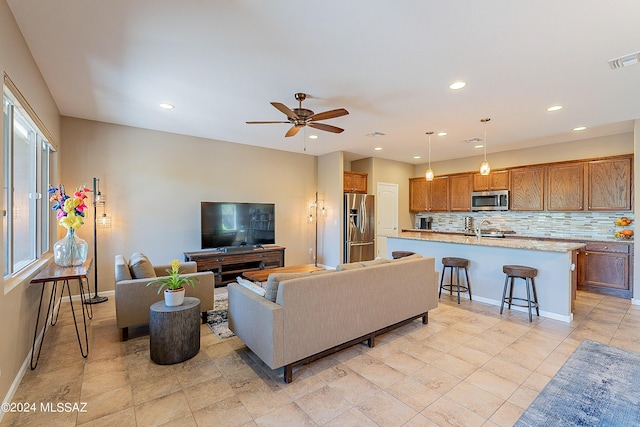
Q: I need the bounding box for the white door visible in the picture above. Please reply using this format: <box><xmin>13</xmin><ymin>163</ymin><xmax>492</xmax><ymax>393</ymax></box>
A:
<box><xmin>376</xmin><ymin>182</ymin><xmax>398</xmax><ymax>258</ymax></box>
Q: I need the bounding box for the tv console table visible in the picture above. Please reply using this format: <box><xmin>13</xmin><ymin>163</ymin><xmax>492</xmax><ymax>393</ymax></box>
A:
<box><xmin>184</xmin><ymin>245</ymin><xmax>285</xmax><ymax>287</ymax></box>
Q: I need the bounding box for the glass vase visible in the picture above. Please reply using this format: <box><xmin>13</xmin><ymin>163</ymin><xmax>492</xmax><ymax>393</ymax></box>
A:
<box><xmin>53</xmin><ymin>228</ymin><xmax>88</xmax><ymax>267</ymax></box>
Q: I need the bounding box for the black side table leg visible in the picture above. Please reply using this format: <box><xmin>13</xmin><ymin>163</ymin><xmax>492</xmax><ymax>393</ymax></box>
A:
<box><xmin>31</xmin><ymin>282</ymin><xmax>57</xmax><ymax>370</ymax></box>
<box><xmin>65</xmin><ymin>279</ymin><xmax>89</xmax><ymax>358</ymax></box>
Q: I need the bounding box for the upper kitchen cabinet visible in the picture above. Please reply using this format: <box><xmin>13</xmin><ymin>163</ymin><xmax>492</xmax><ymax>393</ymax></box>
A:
<box><xmin>344</xmin><ymin>171</ymin><xmax>368</xmax><ymax>193</ymax></box>
<box><xmin>473</xmin><ymin>170</ymin><xmax>510</xmax><ymax>191</ymax></box>
<box><xmin>587</xmin><ymin>157</ymin><xmax>632</xmax><ymax>211</ymax></box>
<box><xmin>409</xmin><ymin>176</ymin><xmax>449</xmax><ymax>212</ymax></box>
<box><xmin>450</xmin><ymin>173</ymin><xmax>473</xmax><ymax>211</ymax></box>
<box><xmin>547</xmin><ymin>162</ymin><xmax>585</xmax><ymax>211</ymax></box>
<box><xmin>409</xmin><ymin>177</ymin><xmax>427</xmax><ymax>212</ymax></box>
<box><xmin>510</xmin><ymin>166</ymin><xmax>545</xmax><ymax>211</ymax></box>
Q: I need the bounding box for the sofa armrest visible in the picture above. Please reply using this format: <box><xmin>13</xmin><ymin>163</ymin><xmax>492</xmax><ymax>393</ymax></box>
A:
<box><xmin>228</xmin><ymin>282</ymin><xmax>284</xmax><ymax>370</ymax></box>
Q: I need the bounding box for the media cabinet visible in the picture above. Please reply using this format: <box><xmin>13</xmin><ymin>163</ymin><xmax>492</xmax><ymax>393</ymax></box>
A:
<box><xmin>184</xmin><ymin>246</ymin><xmax>285</xmax><ymax>287</ymax></box>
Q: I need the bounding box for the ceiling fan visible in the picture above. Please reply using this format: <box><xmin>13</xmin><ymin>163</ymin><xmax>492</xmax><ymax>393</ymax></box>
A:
<box><xmin>246</xmin><ymin>93</ymin><xmax>349</xmax><ymax>137</ymax></box>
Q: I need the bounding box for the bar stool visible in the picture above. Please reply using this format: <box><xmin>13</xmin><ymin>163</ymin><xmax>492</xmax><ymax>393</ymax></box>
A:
<box><xmin>500</xmin><ymin>265</ymin><xmax>539</xmax><ymax>322</ymax></box>
<box><xmin>392</xmin><ymin>251</ymin><xmax>415</xmax><ymax>259</ymax></box>
<box><xmin>439</xmin><ymin>257</ymin><xmax>471</xmax><ymax>304</ymax></box>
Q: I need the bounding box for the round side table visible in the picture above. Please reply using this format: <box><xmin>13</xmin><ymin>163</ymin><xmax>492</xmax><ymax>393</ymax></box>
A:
<box><xmin>149</xmin><ymin>297</ymin><xmax>201</xmax><ymax>364</ymax></box>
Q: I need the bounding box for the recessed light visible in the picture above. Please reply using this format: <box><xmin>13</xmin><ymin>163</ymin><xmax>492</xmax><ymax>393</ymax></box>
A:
<box><xmin>546</xmin><ymin>105</ymin><xmax>563</xmax><ymax>112</ymax></box>
<box><xmin>413</xmin><ymin>156</ymin><xmax>421</xmax><ymax>159</ymax></box>
<box><xmin>309</xmin><ymin>135</ymin><xmax>318</xmax><ymax>139</ymax></box>
<box><xmin>159</xmin><ymin>103</ymin><xmax>174</xmax><ymax>110</ymax></box>
<box><xmin>449</xmin><ymin>81</ymin><xmax>466</xmax><ymax>90</ymax></box>
<box><xmin>573</xmin><ymin>126</ymin><xmax>587</xmax><ymax>131</ymax></box>
<box><xmin>374</xmin><ymin>147</ymin><xmax>383</xmax><ymax>151</ymax></box>
<box><xmin>474</xmin><ymin>144</ymin><xmax>484</xmax><ymax>149</ymax></box>
<box><xmin>437</xmin><ymin>132</ymin><xmax>447</xmax><ymax>136</ymax></box>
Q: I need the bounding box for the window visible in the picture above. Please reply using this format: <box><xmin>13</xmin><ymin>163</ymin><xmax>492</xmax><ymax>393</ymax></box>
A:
<box><xmin>3</xmin><ymin>87</ymin><xmax>52</xmax><ymax>277</ymax></box>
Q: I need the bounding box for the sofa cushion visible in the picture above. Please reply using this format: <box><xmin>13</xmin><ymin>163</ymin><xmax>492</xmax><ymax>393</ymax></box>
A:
<box><xmin>114</xmin><ymin>255</ymin><xmax>132</xmax><ymax>282</ymax></box>
<box><xmin>129</xmin><ymin>252</ymin><xmax>157</xmax><ymax>279</ymax></box>
<box><xmin>236</xmin><ymin>277</ymin><xmax>266</xmax><ymax>297</ymax></box>
<box><xmin>336</xmin><ymin>262</ymin><xmax>364</xmax><ymax>271</ymax></box>
<box><xmin>264</xmin><ymin>270</ymin><xmax>332</xmax><ymax>302</ymax></box>
<box><xmin>359</xmin><ymin>258</ymin><xmax>391</xmax><ymax>267</ymax></box>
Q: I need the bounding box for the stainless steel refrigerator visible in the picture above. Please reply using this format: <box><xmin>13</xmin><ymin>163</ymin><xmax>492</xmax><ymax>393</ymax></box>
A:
<box><xmin>344</xmin><ymin>193</ymin><xmax>375</xmax><ymax>263</ymax></box>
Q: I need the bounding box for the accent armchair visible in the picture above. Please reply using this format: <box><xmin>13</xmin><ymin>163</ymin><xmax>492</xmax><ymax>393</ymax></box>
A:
<box><xmin>114</xmin><ymin>254</ymin><xmax>214</xmax><ymax>341</ymax></box>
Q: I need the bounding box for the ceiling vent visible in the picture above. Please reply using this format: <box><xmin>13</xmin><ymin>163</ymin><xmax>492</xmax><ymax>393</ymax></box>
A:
<box><xmin>608</xmin><ymin>51</ymin><xmax>640</xmax><ymax>69</ymax></box>
<box><xmin>463</xmin><ymin>137</ymin><xmax>483</xmax><ymax>143</ymax></box>
<box><xmin>366</xmin><ymin>131</ymin><xmax>386</xmax><ymax>137</ymax></box>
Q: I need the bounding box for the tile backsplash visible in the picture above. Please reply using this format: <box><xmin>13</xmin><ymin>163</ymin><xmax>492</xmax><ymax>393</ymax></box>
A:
<box><xmin>423</xmin><ymin>211</ymin><xmax>634</xmax><ymax>241</ymax></box>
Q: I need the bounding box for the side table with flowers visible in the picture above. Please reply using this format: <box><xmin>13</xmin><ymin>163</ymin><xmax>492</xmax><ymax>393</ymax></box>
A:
<box><xmin>49</xmin><ymin>184</ymin><xmax>90</xmax><ymax>267</ymax></box>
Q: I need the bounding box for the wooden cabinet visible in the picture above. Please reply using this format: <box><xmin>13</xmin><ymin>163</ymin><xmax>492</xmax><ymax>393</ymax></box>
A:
<box><xmin>344</xmin><ymin>171</ymin><xmax>368</xmax><ymax>193</ymax></box>
<box><xmin>577</xmin><ymin>242</ymin><xmax>632</xmax><ymax>298</ymax></box>
<box><xmin>409</xmin><ymin>176</ymin><xmax>449</xmax><ymax>212</ymax></box>
<box><xmin>409</xmin><ymin>177</ymin><xmax>427</xmax><ymax>212</ymax></box>
<box><xmin>510</xmin><ymin>166</ymin><xmax>545</xmax><ymax>211</ymax></box>
<box><xmin>184</xmin><ymin>246</ymin><xmax>285</xmax><ymax>287</ymax></box>
<box><xmin>587</xmin><ymin>157</ymin><xmax>632</xmax><ymax>211</ymax></box>
<box><xmin>450</xmin><ymin>173</ymin><xmax>473</xmax><ymax>211</ymax></box>
<box><xmin>473</xmin><ymin>170</ymin><xmax>510</xmax><ymax>191</ymax></box>
<box><xmin>546</xmin><ymin>162</ymin><xmax>585</xmax><ymax>211</ymax></box>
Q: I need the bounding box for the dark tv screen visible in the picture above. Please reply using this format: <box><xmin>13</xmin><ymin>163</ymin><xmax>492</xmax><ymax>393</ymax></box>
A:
<box><xmin>201</xmin><ymin>202</ymin><xmax>275</xmax><ymax>249</ymax></box>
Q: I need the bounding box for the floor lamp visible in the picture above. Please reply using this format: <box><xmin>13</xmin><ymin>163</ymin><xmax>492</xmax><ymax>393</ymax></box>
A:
<box><xmin>85</xmin><ymin>177</ymin><xmax>108</xmax><ymax>304</ymax></box>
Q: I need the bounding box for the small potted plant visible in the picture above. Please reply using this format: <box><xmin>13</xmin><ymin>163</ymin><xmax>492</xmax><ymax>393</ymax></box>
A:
<box><xmin>147</xmin><ymin>259</ymin><xmax>198</xmax><ymax>306</ymax></box>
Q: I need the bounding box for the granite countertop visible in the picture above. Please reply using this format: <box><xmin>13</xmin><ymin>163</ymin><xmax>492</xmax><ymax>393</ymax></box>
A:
<box><xmin>391</xmin><ymin>231</ymin><xmax>586</xmax><ymax>253</ymax></box>
<box><xmin>402</xmin><ymin>229</ymin><xmax>634</xmax><ymax>244</ymax></box>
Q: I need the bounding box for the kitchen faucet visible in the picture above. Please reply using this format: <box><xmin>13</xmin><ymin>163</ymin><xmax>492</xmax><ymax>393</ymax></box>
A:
<box><xmin>476</xmin><ymin>219</ymin><xmax>492</xmax><ymax>240</ymax></box>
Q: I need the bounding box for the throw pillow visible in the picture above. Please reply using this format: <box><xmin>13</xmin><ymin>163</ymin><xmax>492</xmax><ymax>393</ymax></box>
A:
<box><xmin>236</xmin><ymin>277</ymin><xmax>266</xmax><ymax>297</ymax></box>
<box><xmin>129</xmin><ymin>252</ymin><xmax>157</xmax><ymax>279</ymax></box>
<box><xmin>114</xmin><ymin>255</ymin><xmax>132</xmax><ymax>281</ymax></box>
<box><xmin>263</xmin><ymin>270</ymin><xmax>331</xmax><ymax>302</ymax></box>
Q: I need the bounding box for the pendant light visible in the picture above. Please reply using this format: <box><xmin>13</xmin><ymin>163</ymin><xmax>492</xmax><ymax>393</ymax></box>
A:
<box><xmin>425</xmin><ymin>131</ymin><xmax>435</xmax><ymax>181</ymax></box>
<box><xmin>479</xmin><ymin>118</ymin><xmax>491</xmax><ymax>176</ymax></box>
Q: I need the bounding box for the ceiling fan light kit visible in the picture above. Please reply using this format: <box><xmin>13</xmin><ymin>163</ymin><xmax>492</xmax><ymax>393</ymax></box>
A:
<box><xmin>247</xmin><ymin>92</ymin><xmax>349</xmax><ymax>138</ymax></box>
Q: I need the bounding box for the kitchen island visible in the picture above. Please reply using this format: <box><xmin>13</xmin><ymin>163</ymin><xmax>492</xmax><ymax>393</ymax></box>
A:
<box><xmin>387</xmin><ymin>231</ymin><xmax>585</xmax><ymax>322</ymax></box>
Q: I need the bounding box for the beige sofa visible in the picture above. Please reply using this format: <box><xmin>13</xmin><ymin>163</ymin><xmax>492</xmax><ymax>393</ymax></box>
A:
<box><xmin>114</xmin><ymin>254</ymin><xmax>215</xmax><ymax>340</ymax></box>
<box><xmin>228</xmin><ymin>255</ymin><xmax>438</xmax><ymax>382</ymax></box>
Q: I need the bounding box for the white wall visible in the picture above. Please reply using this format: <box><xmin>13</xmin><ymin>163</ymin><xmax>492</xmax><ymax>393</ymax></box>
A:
<box><xmin>0</xmin><ymin>0</ymin><xmax>61</xmax><ymax>411</ymax></box>
<box><xmin>61</xmin><ymin>117</ymin><xmax>318</xmax><ymax>291</ymax></box>
<box><xmin>416</xmin><ymin>132</ymin><xmax>634</xmax><ymax>177</ymax></box>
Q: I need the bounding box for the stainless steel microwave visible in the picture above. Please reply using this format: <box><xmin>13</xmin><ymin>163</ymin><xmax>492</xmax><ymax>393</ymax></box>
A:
<box><xmin>471</xmin><ymin>190</ymin><xmax>509</xmax><ymax>211</ymax></box>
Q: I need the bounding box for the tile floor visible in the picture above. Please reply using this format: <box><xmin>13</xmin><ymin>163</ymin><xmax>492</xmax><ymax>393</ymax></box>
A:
<box><xmin>2</xmin><ymin>289</ymin><xmax>640</xmax><ymax>427</ymax></box>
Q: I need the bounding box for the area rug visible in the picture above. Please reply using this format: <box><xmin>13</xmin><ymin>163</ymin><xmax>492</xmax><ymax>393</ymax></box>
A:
<box><xmin>515</xmin><ymin>339</ymin><xmax>640</xmax><ymax>426</ymax></box>
<box><xmin>206</xmin><ymin>291</ymin><xmax>235</xmax><ymax>339</ymax></box>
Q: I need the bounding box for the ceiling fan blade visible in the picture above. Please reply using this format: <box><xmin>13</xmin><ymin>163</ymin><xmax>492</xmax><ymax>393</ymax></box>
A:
<box><xmin>308</xmin><ymin>122</ymin><xmax>344</xmax><ymax>134</ymax></box>
<box><xmin>285</xmin><ymin>125</ymin><xmax>303</xmax><ymax>137</ymax></box>
<box><xmin>309</xmin><ymin>108</ymin><xmax>349</xmax><ymax>122</ymax></box>
<box><xmin>271</xmin><ymin>102</ymin><xmax>299</xmax><ymax>119</ymax></box>
<box><xmin>246</xmin><ymin>121</ymin><xmax>291</xmax><ymax>124</ymax></box>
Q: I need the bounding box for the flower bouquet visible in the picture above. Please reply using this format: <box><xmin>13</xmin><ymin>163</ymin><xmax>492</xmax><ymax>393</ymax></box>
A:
<box><xmin>49</xmin><ymin>184</ymin><xmax>90</xmax><ymax>267</ymax></box>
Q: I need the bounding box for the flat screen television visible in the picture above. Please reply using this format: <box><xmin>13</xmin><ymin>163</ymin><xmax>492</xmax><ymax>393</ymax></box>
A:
<box><xmin>201</xmin><ymin>202</ymin><xmax>275</xmax><ymax>249</ymax></box>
